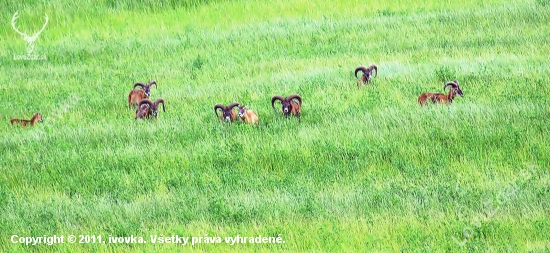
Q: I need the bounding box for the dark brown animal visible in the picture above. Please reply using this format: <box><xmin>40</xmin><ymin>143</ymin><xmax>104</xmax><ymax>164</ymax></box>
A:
<box><xmin>214</xmin><ymin>102</ymin><xmax>239</xmax><ymax>122</ymax></box>
<box><xmin>128</xmin><ymin>80</ymin><xmax>157</xmax><ymax>108</ymax></box>
<box><xmin>135</xmin><ymin>98</ymin><xmax>165</xmax><ymax>119</ymax></box>
<box><xmin>10</xmin><ymin>113</ymin><xmax>43</xmax><ymax>127</ymax></box>
<box><xmin>418</xmin><ymin>80</ymin><xmax>463</xmax><ymax>105</ymax></box>
<box><xmin>355</xmin><ymin>65</ymin><xmax>378</xmax><ymax>87</ymax></box>
<box><xmin>135</xmin><ymin>103</ymin><xmax>151</xmax><ymax>120</ymax></box>
<box><xmin>271</xmin><ymin>94</ymin><xmax>302</xmax><ymax>117</ymax></box>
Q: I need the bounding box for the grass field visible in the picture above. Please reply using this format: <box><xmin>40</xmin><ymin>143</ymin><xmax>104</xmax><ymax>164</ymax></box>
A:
<box><xmin>1</xmin><ymin>0</ymin><xmax>549</xmax><ymax>251</ymax></box>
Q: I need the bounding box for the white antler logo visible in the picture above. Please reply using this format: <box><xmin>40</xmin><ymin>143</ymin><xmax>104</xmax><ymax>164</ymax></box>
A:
<box><xmin>11</xmin><ymin>11</ymin><xmax>49</xmax><ymax>54</ymax></box>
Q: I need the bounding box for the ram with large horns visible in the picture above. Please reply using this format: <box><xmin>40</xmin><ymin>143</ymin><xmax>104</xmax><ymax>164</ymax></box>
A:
<box><xmin>214</xmin><ymin>102</ymin><xmax>240</xmax><ymax>122</ymax></box>
<box><xmin>418</xmin><ymin>80</ymin><xmax>463</xmax><ymax>105</ymax></box>
<box><xmin>271</xmin><ymin>94</ymin><xmax>302</xmax><ymax>117</ymax></box>
<box><xmin>128</xmin><ymin>80</ymin><xmax>157</xmax><ymax>108</ymax></box>
<box><xmin>354</xmin><ymin>64</ymin><xmax>378</xmax><ymax>87</ymax></box>
<box><xmin>135</xmin><ymin>98</ymin><xmax>165</xmax><ymax>119</ymax></box>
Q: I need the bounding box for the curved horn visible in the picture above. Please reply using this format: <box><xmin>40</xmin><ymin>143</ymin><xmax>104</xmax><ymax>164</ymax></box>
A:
<box><xmin>444</xmin><ymin>81</ymin><xmax>458</xmax><ymax>91</ymax></box>
<box><xmin>34</xmin><ymin>14</ymin><xmax>49</xmax><ymax>38</ymax></box>
<box><xmin>271</xmin><ymin>95</ymin><xmax>285</xmax><ymax>109</ymax></box>
<box><xmin>227</xmin><ymin>102</ymin><xmax>240</xmax><ymax>111</ymax></box>
<box><xmin>453</xmin><ymin>80</ymin><xmax>460</xmax><ymax>87</ymax></box>
<box><xmin>11</xmin><ymin>12</ymin><xmax>28</xmax><ymax>37</ymax></box>
<box><xmin>370</xmin><ymin>64</ymin><xmax>378</xmax><ymax>78</ymax></box>
<box><xmin>154</xmin><ymin>98</ymin><xmax>165</xmax><ymax>112</ymax></box>
<box><xmin>354</xmin><ymin>66</ymin><xmax>368</xmax><ymax>78</ymax></box>
<box><xmin>138</xmin><ymin>99</ymin><xmax>154</xmax><ymax>108</ymax></box>
<box><xmin>214</xmin><ymin>104</ymin><xmax>225</xmax><ymax>118</ymax></box>
<box><xmin>286</xmin><ymin>94</ymin><xmax>302</xmax><ymax>107</ymax></box>
<box><xmin>148</xmin><ymin>80</ymin><xmax>157</xmax><ymax>89</ymax></box>
<box><xmin>133</xmin><ymin>82</ymin><xmax>146</xmax><ymax>89</ymax></box>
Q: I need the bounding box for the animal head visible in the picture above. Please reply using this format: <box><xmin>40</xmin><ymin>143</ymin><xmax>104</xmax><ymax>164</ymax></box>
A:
<box><xmin>237</xmin><ymin>105</ymin><xmax>249</xmax><ymax>118</ymax></box>
<box><xmin>133</xmin><ymin>80</ymin><xmax>157</xmax><ymax>98</ymax></box>
<box><xmin>444</xmin><ymin>80</ymin><xmax>463</xmax><ymax>97</ymax></box>
<box><xmin>214</xmin><ymin>102</ymin><xmax>239</xmax><ymax>121</ymax></box>
<box><xmin>271</xmin><ymin>94</ymin><xmax>302</xmax><ymax>115</ymax></box>
<box><xmin>33</xmin><ymin>113</ymin><xmax>43</xmax><ymax>122</ymax></box>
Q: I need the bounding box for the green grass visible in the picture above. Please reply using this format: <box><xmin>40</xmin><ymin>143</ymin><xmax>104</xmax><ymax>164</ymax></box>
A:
<box><xmin>1</xmin><ymin>0</ymin><xmax>549</xmax><ymax>252</ymax></box>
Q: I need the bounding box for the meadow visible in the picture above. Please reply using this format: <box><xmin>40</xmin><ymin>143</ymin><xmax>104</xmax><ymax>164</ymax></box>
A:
<box><xmin>0</xmin><ymin>0</ymin><xmax>549</xmax><ymax>251</ymax></box>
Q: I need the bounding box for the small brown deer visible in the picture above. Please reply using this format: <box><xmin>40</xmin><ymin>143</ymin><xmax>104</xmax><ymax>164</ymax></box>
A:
<box><xmin>237</xmin><ymin>105</ymin><xmax>259</xmax><ymax>125</ymax></box>
<box><xmin>10</xmin><ymin>113</ymin><xmax>43</xmax><ymax>127</ymax></box>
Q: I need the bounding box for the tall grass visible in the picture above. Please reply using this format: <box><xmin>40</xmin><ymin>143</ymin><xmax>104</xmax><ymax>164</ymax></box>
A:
<box><xmin>1</xmin><ymin>0</ymin><xmax>549</xmax><ymax>251</ymax></box>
